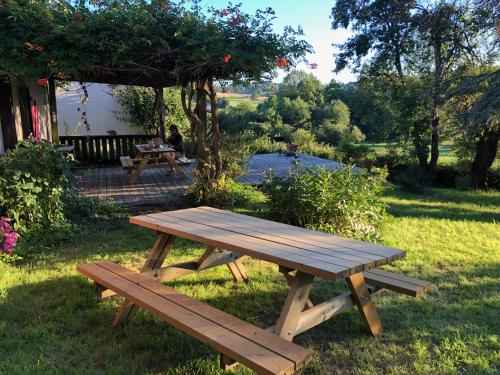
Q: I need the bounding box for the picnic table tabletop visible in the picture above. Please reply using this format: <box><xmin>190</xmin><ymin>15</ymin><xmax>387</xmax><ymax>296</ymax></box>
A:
<box><xmin>130</xmin><ymin>206</ymin><xmax>405</xmax><ymax>281</ymax></box>
<box><xmin>135</xmin><ymin>143</ymin><xmax>176</xmax><ymax>154</ymax></box>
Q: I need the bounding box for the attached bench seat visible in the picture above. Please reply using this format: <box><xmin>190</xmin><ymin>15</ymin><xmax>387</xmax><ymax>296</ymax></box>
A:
<box><xmin>364</xmin><ymin>269</ymin><xmax>431</xmax><ymax>297</ymax></box>
<box><xmin>120</xmin><ymin>156</ymin><xmax>135</xmax><ymax>170</ymax></box>
<box><xmin>78</xmin><ymin>261</ymin><xmax>312</xmax><ymax>375</ymax></box>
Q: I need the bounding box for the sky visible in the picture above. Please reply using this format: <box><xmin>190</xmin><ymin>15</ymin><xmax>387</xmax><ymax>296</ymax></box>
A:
<box><xmin>198</xmin><ymin>0</ymin><xmax>356</xmax><ymax>84</ymax></box>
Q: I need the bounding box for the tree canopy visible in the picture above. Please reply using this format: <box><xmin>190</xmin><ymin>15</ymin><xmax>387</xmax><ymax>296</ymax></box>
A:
<box><xmin>0</xmin><ymin>0</ymin><xmax>311</xmax><ymax>86</ymax></box>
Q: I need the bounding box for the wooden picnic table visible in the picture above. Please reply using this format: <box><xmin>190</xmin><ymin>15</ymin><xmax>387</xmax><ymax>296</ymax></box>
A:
<box><xmin>117</xmin><ymin>206</ymin><xmax>407</xmax><ymax>339</ymax></box>
<box><xmin>123</xmin><ymin>144</ymin><xmax>187</xmax><ymax>183</ymax></box>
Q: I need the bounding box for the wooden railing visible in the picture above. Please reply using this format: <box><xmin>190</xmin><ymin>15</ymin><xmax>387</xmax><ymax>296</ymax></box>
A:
<box><xmin>59</xmin><ymin>134</ymin><xmax>155</xmax><ymax>164</ymax></box>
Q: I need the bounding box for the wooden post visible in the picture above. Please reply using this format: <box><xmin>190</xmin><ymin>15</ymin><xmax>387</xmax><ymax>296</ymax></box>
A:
<box><xmin>156</xmin><ymin>87</ymin><xmax>166</xmax><ymax>142</ymax></box>
<box><xmin>113</xmin><ymin>234</ymin><xmax>176</xmax><ymax>326</ymax></box>
<box><xmin>0</xmin><ymin>78</ymin><xmax>18</xmax><ymax>150</ymax></box>
<box><xmin>275</xmin><ymin>271</ymin><xmax>315</xmax><ymax>341</ymax></box>
<box><xmin>48</xmin><ymin>77</ymin><xmax>59</xmax><ymax>143</ymax></box>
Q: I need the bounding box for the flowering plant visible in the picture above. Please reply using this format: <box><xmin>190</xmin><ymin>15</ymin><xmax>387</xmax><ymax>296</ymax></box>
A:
<box><xmin>0</xmin><ymin>218</ymin><xmax>18</xmax><ymax>254</ymax></box>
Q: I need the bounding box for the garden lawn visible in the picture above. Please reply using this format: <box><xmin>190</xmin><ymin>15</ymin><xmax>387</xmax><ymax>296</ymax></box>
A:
<box><xmin>0</xmin><ymin>187</ymin><xmax>499</xmax><ymax>374</ymax></box>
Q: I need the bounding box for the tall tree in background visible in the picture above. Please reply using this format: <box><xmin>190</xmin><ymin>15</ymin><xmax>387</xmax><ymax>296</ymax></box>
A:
<box><xmin>449</xmin><ymin>69</ymin><xmax>499</xmax><ymax>189</ymax></box>
<box><xmin>331</xmin><ymin>0</ymin><xmax>494</xmax><ymax>187</ymax></box>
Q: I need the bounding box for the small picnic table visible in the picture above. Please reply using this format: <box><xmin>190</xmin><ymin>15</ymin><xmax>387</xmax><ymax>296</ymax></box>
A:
<box><xmin>123</xmin><ymin>144</ymin><xmax>186</xmax><ymax>183</ymax></box>
<box><xmin>115</xmin><ymin>207</ymin><xmax>408</xmax><ymax>339</ymax></box>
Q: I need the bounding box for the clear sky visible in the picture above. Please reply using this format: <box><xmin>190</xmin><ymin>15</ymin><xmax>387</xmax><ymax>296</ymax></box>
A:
<box><xmin>198</xmin><ymin>0</ymin><xmax>356</xmax><ymax>84</ymax></box>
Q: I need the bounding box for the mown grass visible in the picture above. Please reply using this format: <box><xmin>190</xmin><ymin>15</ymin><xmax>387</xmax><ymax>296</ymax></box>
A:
<box><xmin>222</xmin><ymin>94</ymin><xmax>265</xmax><ymax>109</ymax></box>
<box><xmin>0</xmin><ymin>187</ymin><xmax>499</xmax><ymax>374</ymax></box>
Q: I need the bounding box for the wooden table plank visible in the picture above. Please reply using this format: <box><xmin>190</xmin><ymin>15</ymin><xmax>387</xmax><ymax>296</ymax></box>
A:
<box><xmin>99</xmin><ymin>261</ymin><xmax>312</xmax><ymax>369</ymax></box>
<box><xmin>170</xmin><ymin>208</ymin><xmax>383</xmax><ymax>269</ymax></box>
<box><xmin>195</xmin><ymin>207</ymin><xmax>386</xmax><ymax>263</ymax></box>
<box><xmin>155</xmin><ymin>210</ymin><xmax>371</xmax><ymax>273</ymax></box>
<box><xmin>198</xmin><ymin>207</ymin><xmax>405</xmax><ymax>261</ymax></box>
<box><xmin>130</xmin><ymin>214</ymin><xmax>350</xmax><ymax>280</ymax></box>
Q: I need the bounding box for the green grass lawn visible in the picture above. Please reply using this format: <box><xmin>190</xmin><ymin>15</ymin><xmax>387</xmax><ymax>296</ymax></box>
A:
<box><xmin>222</xmin><ymin>94</ymin><xmax>265</xmax><ymax>109</ymax></box>
<box><xmin>1</xmin><ymin>187</ymin><xmax>499</xmax><ymax>374</ymax></box>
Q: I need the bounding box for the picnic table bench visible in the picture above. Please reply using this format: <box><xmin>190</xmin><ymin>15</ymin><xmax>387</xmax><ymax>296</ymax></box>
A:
<box><xmin>121</xmin><ymin>144</ymin><xmax>193</xmax><ymax>183</ymax></box>
<box><xmin>78</xmin><ymin>207</ymin><xmax>431</xmax><ymax>374</ymax></box>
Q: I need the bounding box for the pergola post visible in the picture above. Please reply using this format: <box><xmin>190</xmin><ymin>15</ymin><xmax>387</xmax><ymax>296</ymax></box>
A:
<box><xmin>0</xmin><ymin>78</ymin><xmax>18</xmax><ymax>150</ymax></box>
<box><xmin>155</xmin><ymin>87</ymin><xmax>166</xmax><ymax>142</ymax></box>
<box><xmin>48</xmin><ymin>77</ymin><xmax>59</xmax><ymax>144</ymax></box>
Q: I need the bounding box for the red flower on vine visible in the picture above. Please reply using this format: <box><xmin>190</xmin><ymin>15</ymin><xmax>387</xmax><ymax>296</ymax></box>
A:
<box><xmin>35</xmin><ymin>45</ymin><xmax>44</xmax><ymax>52</ymax></box>
<box><xmin>223</xmin><ymin>54</ymin><xmax>232</xmax><ymax>63</ymax></box>
<box><xmin>222</xmin><ymin>9</ymin><xmax>229</xmax><ymax>16</ymax></box>
<box><xmin>275</xmin><ymin>57</ymin><xmax>288</xmax><ymax>68</ymax></box>
<box><xmin>38</xmin><ymin>78</ymin><xmax>48</xmax><ymax>87</ymax></box>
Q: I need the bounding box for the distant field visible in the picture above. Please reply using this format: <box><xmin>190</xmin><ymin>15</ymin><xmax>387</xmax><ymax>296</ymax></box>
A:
<box><xmin>218</xmin><ymin>93</ymin><xmax>266</xmax><ymax>109</ymax></box>
<box><xmin>365</xmin><ymin>142</ymin><xmax>457</xmax><ymax>163</ymax></box>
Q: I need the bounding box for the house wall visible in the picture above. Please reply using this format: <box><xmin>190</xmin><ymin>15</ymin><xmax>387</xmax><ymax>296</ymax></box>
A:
<box><xmin>57</xmin><ymin>82</ymin><xmax>137</xmax><ymax>136</ymax></box>
<box><xmin>0</xmin><ymin>77</ymin><xmax>54</xmax><ymax>153</ymax></box>
<box><xmin>28</xmin><ymin>82</ymin><xmax>52</xmax><ymax>141</ymax></box>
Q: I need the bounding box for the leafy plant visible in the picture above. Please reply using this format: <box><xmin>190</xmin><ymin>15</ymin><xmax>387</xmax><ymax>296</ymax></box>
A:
<box><xmin>114</xmin><ymin>86</ymin><xmax>189</xmax><ymax>135</ymax></box>
<box><xmin>0</xmin><ymin>217</ymin><xmax>18</xmax><ymax>255</ymax></box>
<box><xmin>262</xmin><ymin>166</ymin><xmax>386</xmax><ymax>241</ymax></box>
<box><xmin>0</xmin><ymin>140</ymin><xmax>72</xmax><ymax>234</ymax></box>
<box><xmin>291</xmin><ymin>129</ymin><xmax>340</xmax><ymax>160</ymax></box>
<box><xmin>186</xmin><ymin>175</ymin><xmax>263</xmax><ymax>209</ymax></box>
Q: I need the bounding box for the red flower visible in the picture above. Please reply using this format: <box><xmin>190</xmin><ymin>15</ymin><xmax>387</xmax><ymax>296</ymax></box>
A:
<box><xmin>383</xmin><ymin>163</ymin><xmax>389</xmax><ymax>169</ymax></box>
<box><xmin>35</xmin><ymin>45</ymin><xmax>44</xmax><ymax>52</ymax></box>
<box><xmin>223</xmin><ymin>54</ymin><xmax>232</xmax><ymax>63</ymax></box>
<box><xmin>222</xmin><ymin>9</ymin><xmax>229</xmax><ymax>16</ymax></box>
<box><xmin>310</xmin><ymin>63</ymin><xmax>318</xmax><ymax>69</ymax></box>
<box><xmin>38</xmin><ymin>78</ymin><xmax>48</xmax><ymax>87</ymax></box>
<box><xmin>275</xmin><ymin>57</ymin><xmax>287</xmax><ymax>68</ymax></box>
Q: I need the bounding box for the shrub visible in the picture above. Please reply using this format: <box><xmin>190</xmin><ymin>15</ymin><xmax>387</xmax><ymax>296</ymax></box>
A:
<box><xmin>291</xmin><ymin>129</ymin><xmax>340</xmax><ymax>160</ymax></box>
<box><xmin>262</xmin><ymin>166</ymin><xmax>386</xmax><ymax>241</ymax></box>
<box><xmin>0</xmin><ymin>217</ymin><xmax>19</xmax><ymax>254</ymax></box>
<box><xmin>0</xmin><ymin>140</ymin><xmax>72</xmax><ymax>234</ymax></box>
<box><xmin>250</xmin><ymin>136</ymin><xmax>284</xmax><ymax>154</ymax></box>
<box><xmin>220</xmin><ymin>130</ymin><xmax>255</xmax><ymax>178</ymax></box>
<box><xmin>186</xmin><ymin>175</ymin><xmax>264</xmax><ymax>209</ymax></box>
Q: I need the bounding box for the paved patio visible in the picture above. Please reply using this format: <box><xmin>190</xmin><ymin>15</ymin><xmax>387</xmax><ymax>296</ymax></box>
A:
<box><xmin>77</xmin><ymin>153</ymin><xmax>347</xmax><ymax>207</ymax></box>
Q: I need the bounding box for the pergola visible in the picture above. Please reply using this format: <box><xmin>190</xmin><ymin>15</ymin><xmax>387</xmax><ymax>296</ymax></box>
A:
<box><xmin>0</xmin><ymin>0</ymin><xmax>310</xmax><ymax>192</ymax></box>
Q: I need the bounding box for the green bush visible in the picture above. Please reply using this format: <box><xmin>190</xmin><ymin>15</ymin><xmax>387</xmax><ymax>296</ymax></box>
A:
<box><xmin>186</xmin><ymin>175</ymin><xmax>264</xmax><ymax>209</ymax></box>
<box><xmin>291</xmin><ymin>129</ymin><xmax>340</xmax><ymax>160</ymax></box>
<box><xmin>0</xmin><ymin>140</ymin><xmax>72</xmax><ymax>234</ymax></box>
<box><xmin>262</xmin><ymin>166</ymin><xmax>386</xmax><ymax>241</ymax></box>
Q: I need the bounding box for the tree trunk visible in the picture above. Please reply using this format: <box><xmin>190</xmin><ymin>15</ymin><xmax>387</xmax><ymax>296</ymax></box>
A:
<box><xmin>155</xmin><ymin>87</ymin><xmax>166</xmax><ymax>142</ymax></box>
<box><xmin>207</xmin><ymin>80</ymin><xmax>222</xmax><ymax>182</ymax></box>
<box><xmin>470</xmin><ymin>128</ymin><xmax>499</xmax><ymax>189</ymax></box>
<box><xmin>426</xmin><ymin>39</ymin><xmax>443</xmax><ymax>185</ymax></box>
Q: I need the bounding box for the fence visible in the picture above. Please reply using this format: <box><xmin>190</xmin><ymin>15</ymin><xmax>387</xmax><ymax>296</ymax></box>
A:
<box><xmin>59</xmin><ymin>134</ymin><xmax>155</xmax><ymax>164</ymax></box>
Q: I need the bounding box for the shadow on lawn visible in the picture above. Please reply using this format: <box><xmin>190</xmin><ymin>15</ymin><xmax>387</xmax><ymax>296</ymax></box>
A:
<box><xmin>1</xmin><ymin>266</ymin><xmax>497</xmax><ymax>374</ymax></box>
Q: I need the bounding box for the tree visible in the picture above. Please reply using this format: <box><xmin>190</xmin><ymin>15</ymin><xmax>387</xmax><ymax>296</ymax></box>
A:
<box><xmin>331</xmin><ymin>0</ymin><xmax>494</xmax><ymax>187</ymax></box>
<box><xmin>448</xmin><ymin>69</ymin><xmax>500</xmax><ymax>189</ymax></box>
<box><xmin>277</xmin><ymin>97</ymin><xmax>311</xmax><ymax>129</ymax></box>
<box><xmin>0</xmin><ymin>0</ymin><xmax>311</xmax><ymax>196</ymax></box>
<box><xmin>279</xmin><ymin>70</ymin><xmax>324</xmax><ymax>106</ymax></box>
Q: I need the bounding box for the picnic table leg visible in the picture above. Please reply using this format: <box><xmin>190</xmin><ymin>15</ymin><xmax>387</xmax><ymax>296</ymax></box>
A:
<box><xmin>274</xmin><ymin>271</ymin><xmax>315</xmax><ymax>341</ymax></box>
<box><xmin>112</xmin><ymin>233</ymin><xmax>176</xmax><ymax>327</ymax></box>
<box><xmin>226</xmin><ymin>259</ymin><xmax>248</xmax><ymax>283</ymax></box>
<box><xmin>198</xmin><ymin>246</ymin><xmax>248</xmax><ymax>283</ymax></box>
<box><xmin>129</xmin><ymin>153</ymin><xmax>149</xmax><ymax>184</ymax></box>
<box><xmin>346</xmin><ymin>272</ymin><xmax>383</xmax><ymax>336</ymax></box>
